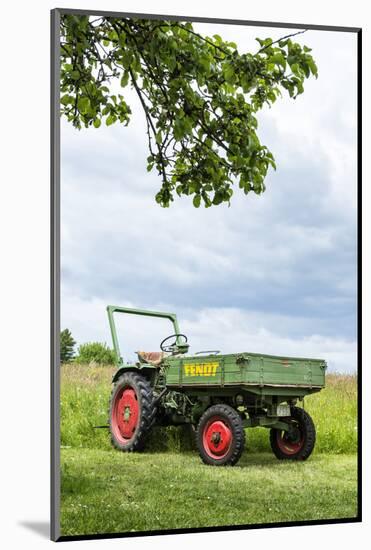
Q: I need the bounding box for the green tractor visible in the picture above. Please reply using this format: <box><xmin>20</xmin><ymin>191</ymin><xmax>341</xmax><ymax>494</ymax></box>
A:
<box><xmin>107</xmin><ymin>305</ymin><xmax>326</xmax><ymax>466</ymax></box>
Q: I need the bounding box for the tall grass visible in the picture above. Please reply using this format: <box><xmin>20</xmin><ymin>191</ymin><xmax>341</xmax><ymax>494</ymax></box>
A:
<box><xmin>246</xmin><ymin>374</ymin><xmax>357</xmax><ymax>454</ymax></box>
<box><xmin>60</xmin><ymin>364</ymin><xmax>357</xmax><ymax>454</ymax></box>
<box><xmin>61</xmin><ymin>364</ymin><xmax>114</xmax><ymax>450</ymax></box>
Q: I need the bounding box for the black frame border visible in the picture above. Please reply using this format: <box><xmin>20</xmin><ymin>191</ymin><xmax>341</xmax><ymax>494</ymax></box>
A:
<box><xmin>51</xmin><ymin>8</ymin><xmax>362</xmax><ymax>542</ymax></box>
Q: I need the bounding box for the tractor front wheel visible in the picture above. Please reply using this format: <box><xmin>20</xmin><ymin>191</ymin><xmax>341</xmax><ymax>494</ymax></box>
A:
<box><xmin>109</xmin><ymin>372</ymin><xmax>156</xmax><ymax>452</ymax></box>
<box><xmin>269</xmin><ymin>406</ymin><xmax>316</xmax><ymax>460</ymax></box>
<box><xmin>196</xmin><ymin>404</ymin><xmax>245</xmax><ymax>466</ymax></box>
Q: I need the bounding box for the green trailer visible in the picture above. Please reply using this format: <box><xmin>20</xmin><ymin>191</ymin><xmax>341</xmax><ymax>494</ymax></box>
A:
<box><xmin>107</xmin><ymin>305</ymin><xmax>326</xmax><ymax>466</ymax></box>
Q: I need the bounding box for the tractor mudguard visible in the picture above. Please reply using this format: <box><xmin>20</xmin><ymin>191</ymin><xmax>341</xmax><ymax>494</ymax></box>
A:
<box><xmin>112</xmin><ymin>365</ymin><xmax>157</xmax><ymax>385</ymax></box>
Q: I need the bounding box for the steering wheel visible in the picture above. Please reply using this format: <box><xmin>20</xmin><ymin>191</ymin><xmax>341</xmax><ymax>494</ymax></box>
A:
<box><xmin>160</xmin><ymin>333</ymin><xmax>188</xmax><ymax>353</ymax></box>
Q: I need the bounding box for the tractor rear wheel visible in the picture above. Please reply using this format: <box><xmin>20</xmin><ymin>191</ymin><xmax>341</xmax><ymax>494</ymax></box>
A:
<box><xmin>109</xmin><ymin>372</ymin><xmax>156</xmax><ymax>452</ymax></box>
<box><xmin>269</xmin><ymin>406</ymin><xmax>316</xmax><ymax>460</ymax></box>
<box><xmin>196</xmin><ymin>404</ymin><xmax>245</xmax><ymax>466</ymax></box>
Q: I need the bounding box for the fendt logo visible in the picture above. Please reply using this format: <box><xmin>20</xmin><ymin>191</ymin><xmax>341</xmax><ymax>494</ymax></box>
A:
<box><xmin>184</xmin><ymin>362</ymin><xmax>219</xmax><ymax>377</ymax></box>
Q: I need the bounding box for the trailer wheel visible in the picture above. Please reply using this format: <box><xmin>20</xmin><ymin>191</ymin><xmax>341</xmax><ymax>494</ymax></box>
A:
<box><xmin>270</xmin><ymin>406</ymin><xmax>316</xmax><ymax>460</ymax></box>
<box><xmin>109</xmin><ymin>372</ymin><xmax>156</xmax><ymax>452</ymax></box>
<box><xmin>196</xmin><ymin>404</ymin><xmax>245</xmax><ymax>466</ymax></box>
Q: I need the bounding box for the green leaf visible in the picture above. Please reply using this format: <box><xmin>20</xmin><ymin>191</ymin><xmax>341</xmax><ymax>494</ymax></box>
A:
<box><xmin>121</xmin><ymin>50</ymin><xmax>133</xmax><ymax>69</ymax></box>
<box><xmin>118</xmin><ymin>31</ymin><xmax>126</xmax><ymax>46</ymax></box>
<box><xmin>174</xmin><ymin>118</ymin><xmax>185</xmax><ymax>141</ymax></box>
<box><xmin>108</xmin><ymin>30</ymin><xmax>118</xmax><ymax>41</ymax></box>
<box><xmin>256</xmin><ymin>38</ymin><xmax>272</xmax><ymax>48</ymax></box>
<box><xmin>223</xmin><ymin>63</ymin><xmax>235</xmax><ymax>84</ymax></box>
<box><xmin>93</xmin><ymin>118</ymin><xmax>101</xmax><ymax>128</ymax></box>
<box><xmin>77</xmin><ymin>96</ymin><xmax>91</xmax><ymax>114</ymax></box>
<box><xmin>70</xmin><ymin>70</ymin><xmax>80</xmax><ymax>80</ymax></box>
<box><xmin>212</xmin><ymin>193</ymin><xmax>223</xmax><ymax>205</ymax></box>
<box><xmin>308</xmin><ymin>58</ymin><xmax>318</xmax><ymax>78</ymax></box>
<box><xmin>202</xmin><ymin>192</ymin><xmax>212</xmax><ymax>207</ymax></box>
<box><xmin>193</xmin><ymin>194</ymin><xmax>201</xmax><ymax>208</ymax></box>
<box><xmin>291</xmin><ymin>63</ymin><xmax>301</xmax><ymax>76</ymax></box>
<box><xmin>120</xmin><ymin>72</ymin><xmax>129</xmax><ymax>87</ymax></box>
<box><xmin>199</xmin><ymin>54</ymin><xmax>211</xmax><ymax>74</ymax></box>
<box><xmin>60</xmin><ymin>94</ymin><xmax>72</xmax><ymax>106</ymax></box>
<box><xmin>270</xmin><ymin>52</ymin><xmax>286</xmax><ymax>69</ymax></box>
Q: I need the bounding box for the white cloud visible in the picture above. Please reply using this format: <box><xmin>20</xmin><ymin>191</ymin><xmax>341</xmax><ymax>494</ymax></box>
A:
<box><xmin>60</xmin><ymin>21</ymin><xmax>357</xmax><ymax>372</ymax></box>
<box><xmin>61</xmin><ymin>291</ymin><xmax>356</xmax><ymax>373</ymax></box>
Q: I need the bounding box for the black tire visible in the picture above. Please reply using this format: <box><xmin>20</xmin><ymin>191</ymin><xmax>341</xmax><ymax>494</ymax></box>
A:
<box><xmin>196</xmin><ymin>404</ymin><xmax>245</xmax><ymax>466</ymax></box>
<box><xmin>109</xmin><ymin>371</ymin><xmax>156</xmax><ymax>452</ymax></box>
<box><xmin>270</xmin><ymin>406</ymin><xmax>316</xmax><ymax>460</ymax></box>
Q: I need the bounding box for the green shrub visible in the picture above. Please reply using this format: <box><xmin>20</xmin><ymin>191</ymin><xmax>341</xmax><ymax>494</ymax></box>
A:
<box><xmin>75</xmin><ymin>342</ymin><xmax>116</xmax><ymax>365</ymax></box>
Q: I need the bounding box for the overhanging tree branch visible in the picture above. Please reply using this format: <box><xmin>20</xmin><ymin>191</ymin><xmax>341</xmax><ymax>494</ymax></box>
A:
<box><xmin>60</xmin><ymin>15</ymin><xmax>318</xmax><ymax>207</ymax></box>
<box><xmin>257</xmin><ymin>29</ymin><xmax>308</xmax><ymax>53</ymax></box>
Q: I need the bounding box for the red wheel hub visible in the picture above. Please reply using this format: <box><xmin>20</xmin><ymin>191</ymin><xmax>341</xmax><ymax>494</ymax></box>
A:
<box><xmin>203</xmin><ymin>417</ymin><xmax>232</xmax><ymax>459</ymax></box>
<box><xmin>276</xmin><ymin>424</ymin><xmax>304</xmax><ymax>455</ymax></box>
<box><xmin>111</xmin><ymin>386</ymin><xmax>139</xmax><ymax>444</ymax></box>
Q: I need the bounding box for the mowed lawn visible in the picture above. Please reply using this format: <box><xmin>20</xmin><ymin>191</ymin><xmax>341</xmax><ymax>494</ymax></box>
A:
<box><xmin>60</xmin><ymin>450</ymin><xmax>358</xmax><ymax>536</ymax></box>
<box><xmin>60</xmin><ymin>366</ymin><xmax>358</xmax><ymax>536</ymax></box>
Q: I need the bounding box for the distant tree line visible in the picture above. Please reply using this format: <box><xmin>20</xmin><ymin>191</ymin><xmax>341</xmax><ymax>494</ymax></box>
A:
<box><xmin>60</xmin><ymin>328</ymin><xmax>116</xmax><ymax>365</ymax></box>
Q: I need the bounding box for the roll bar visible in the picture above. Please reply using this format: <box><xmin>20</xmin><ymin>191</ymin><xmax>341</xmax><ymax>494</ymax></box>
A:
<box><xmin>106</xmin><ymin>305</ymin><xmax>181</xmax><ymax>365</ymax></box>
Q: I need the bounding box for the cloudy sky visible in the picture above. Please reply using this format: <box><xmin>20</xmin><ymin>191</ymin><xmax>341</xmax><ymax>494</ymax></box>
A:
<box><xmin>61</xmin><ymin>21</ymin><xmax>357</xmax><ymax>371</ymax></box>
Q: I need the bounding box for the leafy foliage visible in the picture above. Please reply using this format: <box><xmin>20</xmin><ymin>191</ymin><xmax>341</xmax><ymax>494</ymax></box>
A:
<box><xmin>60</xmin><ymin>328</ymin><xmax>76</xmax><ymax>363</ymax></box>
<box><xmin>60</xmin><ymin>15</ymin><xmax>318</xmax><ymax>207</ymax></box>
<box><xmin>74</xmin><ymin>341</ymin><xmax>116</xmax><ymax>365</ymax></box>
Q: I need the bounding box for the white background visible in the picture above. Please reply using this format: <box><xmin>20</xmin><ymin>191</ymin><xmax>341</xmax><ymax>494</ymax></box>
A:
<box><xmin>0</xmin><ymin>0</ymin><xmax>369</xmax><ymax>548</ymax></box>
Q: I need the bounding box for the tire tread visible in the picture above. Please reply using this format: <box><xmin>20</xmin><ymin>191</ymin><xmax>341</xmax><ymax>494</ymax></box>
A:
<box><xmin>269</xmin><ymin>406</ymin><xmax>316</xmax><ymax>461</ymax></box>
<box><xmin>196</xmin><ymin>404</ymin><xmax>245</xmax><ymax>466</ymax></box>
<box><xmin>109</xmin><ymin>372</ymin><xmax>156</xmax><ymax>452</ymax></box>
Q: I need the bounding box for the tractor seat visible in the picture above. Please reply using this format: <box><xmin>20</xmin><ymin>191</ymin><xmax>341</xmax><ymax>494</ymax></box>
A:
<box><xmin>136</xmin><ymin>351</ymin><xmax>166</xmax><ymax>366</ymax></box>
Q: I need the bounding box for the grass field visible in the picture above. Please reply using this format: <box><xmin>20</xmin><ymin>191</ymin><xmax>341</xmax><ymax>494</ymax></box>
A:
<box><xmin>60</xmin><ymin>365</ymin><xmax>358</xmax><ymax>536</ymax></box>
